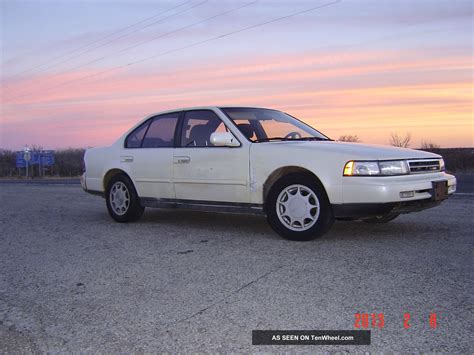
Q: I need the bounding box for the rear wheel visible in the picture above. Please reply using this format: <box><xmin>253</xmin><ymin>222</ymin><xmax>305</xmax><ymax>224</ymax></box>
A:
<box><xmin>265</xmin><ymin>174</ymin><xmax>334</xmax><ymax>241</ymax></box>
<box><xmin>362</xmin><ymin>214</ymin><xmax>399</xmax><ymax>223</ymax></box>
<box><xmin>106</xmin><ymin>174</ymin><xmax>144</xmax><ymax>222</ymax></box>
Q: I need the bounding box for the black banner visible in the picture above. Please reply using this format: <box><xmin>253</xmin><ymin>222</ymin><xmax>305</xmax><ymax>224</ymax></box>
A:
<box><xmin>252</xmin><ymin>330</ymin><xmax>371</xmax><ymax>345</ymax></box>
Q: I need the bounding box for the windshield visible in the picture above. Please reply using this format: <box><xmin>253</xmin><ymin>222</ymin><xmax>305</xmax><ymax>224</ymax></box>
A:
<box><xmin>220</xmin><ymin>107</ymin><xmax>330</xmax><ymax>143</ymax></box>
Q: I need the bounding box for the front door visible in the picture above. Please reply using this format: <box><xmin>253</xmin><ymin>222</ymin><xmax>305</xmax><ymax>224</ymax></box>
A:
<box><xmin>173</xmin><ymin>110</ymin><xmax>250</xmax><ymax>203</ymax></box>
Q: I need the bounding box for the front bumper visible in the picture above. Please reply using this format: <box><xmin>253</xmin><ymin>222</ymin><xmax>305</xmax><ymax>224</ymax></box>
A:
<box><xmin>341</xmin><ymin>172</ymin><xmax>456</xmax><ymax>204</ymax></box>
<box><xmin>333</xmin><ymin>172</ymin><xmax>456</xmax><ymax>218</ymax></box>
<box><xmin>332</xmin><ymin>199</ymin><xmax>444</xmax><ymax>218</ymax></box>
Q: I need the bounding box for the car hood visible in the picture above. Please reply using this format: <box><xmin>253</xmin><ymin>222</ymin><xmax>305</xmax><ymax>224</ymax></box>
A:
<box><xmin>265</xmin><ymin>141</ymin><xmax>441</xmax><ymax>160</ymax></box>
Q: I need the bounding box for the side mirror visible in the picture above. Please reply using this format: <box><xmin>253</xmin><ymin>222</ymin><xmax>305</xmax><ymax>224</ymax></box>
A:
<box><xmin>210</xmin><ymin>132</ymin><xmax>240</xmax><ymax>147</ymax></box>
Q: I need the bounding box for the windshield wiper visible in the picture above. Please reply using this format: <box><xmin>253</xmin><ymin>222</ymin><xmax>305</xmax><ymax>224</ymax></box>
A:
<box><xmin>292</xmin><ymin>137</ymin><xmax>331</xmax><ymax>141</ymax></box>
<box><xmin>253</xmin><ymin>137</ymin><xmax>289</xmax><ymax>143</ymax></box>
<box><xmin>253</xmin><ymin>136</ymin><xmax>331</xmax><ymax>143</ymax></box>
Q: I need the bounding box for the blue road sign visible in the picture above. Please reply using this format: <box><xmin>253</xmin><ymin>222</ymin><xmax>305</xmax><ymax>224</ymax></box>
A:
<box><xmin>16</xmin><ymin>151</ymin><xmax>55</xmax><ymax>168</ymax></box>
<box><xmin>16</xmin><ymin>152</ymin><xmax>26</xmax><ymax>168</ymax></box>
<box><xmin>41</xmin><ymin>154</ymin><xmax>54</xmax><ymax>166</ymax></box>
<box><xmin>30</xmin><ymin>152</ymin><xmax>40</xmax><ymax>164</ymax></box>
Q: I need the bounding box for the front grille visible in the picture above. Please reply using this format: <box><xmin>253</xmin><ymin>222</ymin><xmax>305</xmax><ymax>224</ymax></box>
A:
<box><xmin>408</xmin><ymin>159</ymin><xmax>441</xmax><ymax>174</ymax></box>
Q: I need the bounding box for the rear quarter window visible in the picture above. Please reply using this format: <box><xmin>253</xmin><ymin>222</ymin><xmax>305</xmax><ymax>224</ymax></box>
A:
<box><xmin>125</xmin><ymin>121</ymin><xmax>150</xmax><ymax>148</ymax></box>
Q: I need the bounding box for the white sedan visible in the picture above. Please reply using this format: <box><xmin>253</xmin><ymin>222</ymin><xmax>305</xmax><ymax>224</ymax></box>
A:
<box><xmin>82</xmin><ymin>106</ymin><xmax>456</xmax><ymax>241</ymax></box>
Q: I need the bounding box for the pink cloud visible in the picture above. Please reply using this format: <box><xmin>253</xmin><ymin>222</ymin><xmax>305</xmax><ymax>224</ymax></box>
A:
<box><xmin>1</xmin><ymin>48</ymin><xmax>472</xmax><ymax>149</ymax></box>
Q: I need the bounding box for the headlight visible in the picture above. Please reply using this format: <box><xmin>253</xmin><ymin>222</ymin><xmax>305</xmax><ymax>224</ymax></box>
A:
<box><xmin>439</xmin><ymin>159</ymin><xmax>445</xmax><ymax>171</ymax></box>
<box><xmin>379</xmin><ymin>160</ymin><xmax>409</xmax><ymax>175</ymax></box>
<box><xmin>343</xmin><ymin>160</ymin><xmax>409</xmax><ymax>176</ymax></box>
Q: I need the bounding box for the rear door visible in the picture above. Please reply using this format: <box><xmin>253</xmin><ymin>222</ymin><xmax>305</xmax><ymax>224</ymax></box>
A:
<box><xmin>122</xmin><ymin>112</ymin><xmax>180</xmax><ymax>199</ymax></box>
<box><xmin>173</xmin><ymin>109</ymin><xmax>250</xmax><ymax>203</ymax></box>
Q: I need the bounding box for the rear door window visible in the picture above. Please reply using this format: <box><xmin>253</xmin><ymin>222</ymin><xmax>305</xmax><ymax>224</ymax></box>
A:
<box><xmin>141</xmin><ymin>113</ymin><xmax>179</xmax><ymax>148</ymax></box>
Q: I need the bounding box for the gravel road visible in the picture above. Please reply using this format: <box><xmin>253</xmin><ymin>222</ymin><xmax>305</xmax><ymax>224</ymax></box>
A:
<box><xmin>0</xmin><ymin>184</ymin><xmax>472</xmax><ymax>352</ymax></box>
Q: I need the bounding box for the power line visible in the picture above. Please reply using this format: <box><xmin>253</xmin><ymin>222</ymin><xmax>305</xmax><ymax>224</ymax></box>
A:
<box><xmin>3</xmin><ymin>0</ymin><xmax>258</xmax><ymax>101</ymax></box>
<box><xmin>3</xmin><ymin>0</ymin><xmax>212</xmax><ymax>98</ymax></box>
<box><xmin>2</xmin><ymin>0</ymin><xmax>194</xmax><ymax>82</ymax></box>
<box><xmin>4</xmin><ymin>0</ymin><xmax>341</xmax><ymax>104</ymax></box>
<box><xmin>40</xmin><ymin>0</ymin><xmax>255</xmax><ymax>85</ymax></box>
<box><xmin>12</xmin><ymin>1</ymin><xmax>210</xmax><ymax>88</ymax></box>
<box><xmin>133</xmin><ymin>0</ymin><xmax>341</xmax><ymax>67</ymax></box>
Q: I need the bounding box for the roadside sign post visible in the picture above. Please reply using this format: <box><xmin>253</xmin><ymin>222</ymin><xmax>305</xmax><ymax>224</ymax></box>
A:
<box><xmin>23</xmin><ymin>146</ymin><xmax>31</xmax><ymax>179</ymax></box>
<box><xmin>39</xmin><ymin>150</ymin><xmax>43</xmax><ymax>177</ymax></box>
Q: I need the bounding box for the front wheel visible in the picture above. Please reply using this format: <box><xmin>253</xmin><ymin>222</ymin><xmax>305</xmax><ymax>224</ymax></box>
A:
<box><xmin>265</xmin><ymin>174</ymin><xmax>334</xmax><ymax>241</ymax></box>
<box><xmin>106</xmin><ymin>174</ymin><xmax>144</xmax><ymax>223</ymax></box>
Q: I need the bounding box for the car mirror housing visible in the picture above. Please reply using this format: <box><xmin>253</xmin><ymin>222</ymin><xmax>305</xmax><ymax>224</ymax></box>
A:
<box><xmin>210</xmin><ymin>132</ymin><xmax>240</xmax><ymax>147</ymax></box>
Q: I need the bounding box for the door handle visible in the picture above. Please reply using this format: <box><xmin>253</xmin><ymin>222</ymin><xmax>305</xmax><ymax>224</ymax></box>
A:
<box><xmin>174</xmin><ymin>156</ymin><xmax>191</xmax><ymax>164</ymax></box>
<box><xmin>120</xmin><ymin>156</ymin><xmax>134</xmax><ymax>163</ymax></box>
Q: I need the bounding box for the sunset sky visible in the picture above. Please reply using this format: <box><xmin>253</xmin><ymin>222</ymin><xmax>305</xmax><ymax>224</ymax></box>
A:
<box><xmin>1</xmin><ymin>0</ymin><xmax>472</xmax><ymax>150</ymax></box>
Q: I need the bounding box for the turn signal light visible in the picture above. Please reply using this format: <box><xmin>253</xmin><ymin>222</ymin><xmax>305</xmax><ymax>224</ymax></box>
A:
<box><xmin>343</xmin><ymin>161</ymin><xmax>354</xmax><ymax>176</ymax></box>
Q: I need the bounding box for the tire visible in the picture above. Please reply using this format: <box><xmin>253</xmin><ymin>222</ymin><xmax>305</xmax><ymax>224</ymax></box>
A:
<box><xmin>265</xmin><ymin>173</ymin><xmax>334</xmax><ymax>241</ymax></box>
<box><xmin>106</xmin><ymin>174</ymin><xmax>144</xmax><ymax>223</ymax></box>
<box><xmin>362</xmin><ymin>214</ymin><xmax>400</xmax><ymax>223</ymax></box>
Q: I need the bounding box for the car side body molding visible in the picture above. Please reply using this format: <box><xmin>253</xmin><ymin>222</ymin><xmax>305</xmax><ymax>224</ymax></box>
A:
<box><xmin>139</xmin><ymin>197</ymin><xmax>265</xmax><ymax>215</ymax></box>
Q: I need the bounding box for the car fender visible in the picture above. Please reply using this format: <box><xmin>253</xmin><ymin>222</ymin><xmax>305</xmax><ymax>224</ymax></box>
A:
<box><xmin>250</xmin><ymin>143</ymin><xmax>345</xmax><ymax>204</ymax></box>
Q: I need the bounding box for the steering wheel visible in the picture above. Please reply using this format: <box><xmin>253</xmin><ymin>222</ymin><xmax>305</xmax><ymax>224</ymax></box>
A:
<box><xmin>284</xmin><ymin>131</ymin><xmax>302</xmax><ymax>140</ymax></box>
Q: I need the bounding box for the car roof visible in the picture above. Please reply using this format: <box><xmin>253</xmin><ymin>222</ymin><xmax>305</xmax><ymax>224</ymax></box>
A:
<box><xmin>145</xmin><ymin>106</ymin><xmax>276</xmax><ymax>117</ymax></box>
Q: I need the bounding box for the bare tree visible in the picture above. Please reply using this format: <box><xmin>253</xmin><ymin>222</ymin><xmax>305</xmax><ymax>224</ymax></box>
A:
<box><xmin>54</xmin><ymin>148</ymin><xmax>86</xmax><ymax>177</ymax></box>
<box><xmin>338</xmin><ymin>134</ymin><xmax>361</xmax><ymax>143</ymax></box>
<box><xmin>389</xmin><ymin>132</ymin><xmax>411</xmax><ymax>148</ymax></box>
<box><xmin>0</xmin><ymin>149</ymin><xmax>16</xmax><ymax>177</ymax></box>
<box><xmin>30</xmin><ymin>144</ymin><xmax>44</xmax><ymax>151</ymax></box>
<box><xmin>420</xmin><ymin>140</ymin><xmax>440</xmax><ymax>149</ymax></box>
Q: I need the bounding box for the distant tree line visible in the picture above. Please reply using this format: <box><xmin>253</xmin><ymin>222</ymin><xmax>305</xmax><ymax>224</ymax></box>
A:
<box><xmin>1</xmin><ymin>139</ymin><xmax>473</xmax><ymax>177</ymax></box>
<box><xmin>0</xmin><ymin>148</ymin><xmax>86</xmax><ymax>177</ymax></box>
<box><xmin>420</xmin><ymin>148</ymin><xmax>474</xmax><ymax>172</ymax></box>
<box><xmin>0</xmin><ymin>150</ymin><xmax>16</xmax><ymax>177</ymax></box>
<box><xmin>54</xmin><ymin>148</ymin><xmax>87</xmax><ymax>176</ymax></box>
